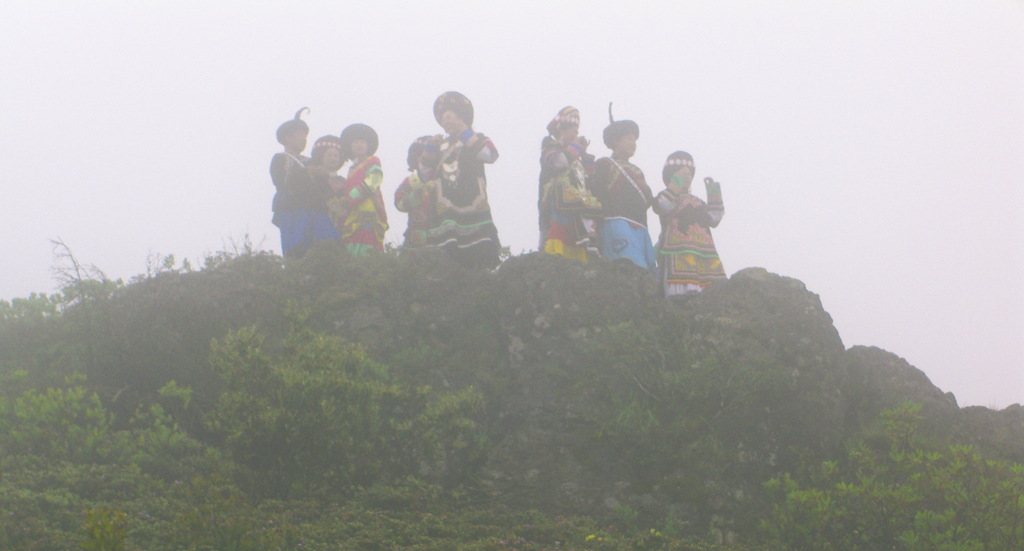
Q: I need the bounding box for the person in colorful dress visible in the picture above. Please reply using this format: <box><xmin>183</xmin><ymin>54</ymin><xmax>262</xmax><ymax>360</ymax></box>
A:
<box><xmin>652</xmin><ymin>151</ymin><xmax>726</xmax><ymax>298</ymax></box>
<box><xmin>394</xmin><ymin>135</ymin><xmax>438</xmax><ymax>252</ymax></box>
<box><xmin>271</xmin><ymin>107</ymin><xmax>330</xmax><ymax>258</ymax></box>
<box><xmin>329</xmin><ymin>123</ymin><xmax>388</xmax><ymax>255</ymax></box>
<box><xmin>589</xmin><ymin>104</ymin><xmax>656</xmax><ymax>271</ymax></box>
<box><xmin>418</xmin><ymin>91</ymin><xmax>501</xmax><ymax>269</ymax></box>
<box><xmin>538</xmin><ymin>106</ymin><xmax>601</xmax><ymax>261</ymax></box>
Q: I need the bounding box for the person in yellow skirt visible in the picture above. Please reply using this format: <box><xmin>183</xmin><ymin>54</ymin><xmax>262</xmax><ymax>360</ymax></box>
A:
<box><xmin>538</xmin><ymin>106</ymin><xmax>602</xmax><ymax>261</ymax></box>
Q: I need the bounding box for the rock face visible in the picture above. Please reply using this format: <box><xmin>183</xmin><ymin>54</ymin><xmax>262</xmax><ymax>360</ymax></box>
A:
<box><xmin>120</xmin><ymin>249</ymin><xmax>1019</xmax><ymax>530</ymax></box>
<box><xmin>460</xmin><ymin>262</ymin><xmax>854</xmax><ymax>531</ymax></box>
<box><xmin>845</xmin><ymin>345</ymin><xmax>1024</xmax><ymax>461</ymax></box>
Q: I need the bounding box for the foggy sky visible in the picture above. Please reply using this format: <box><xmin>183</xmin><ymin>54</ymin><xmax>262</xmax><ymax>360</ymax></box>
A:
<box><xmin>1</xmin><ymin>1</ymin><xmax>1021</xmax><ymax>408</ymax></box>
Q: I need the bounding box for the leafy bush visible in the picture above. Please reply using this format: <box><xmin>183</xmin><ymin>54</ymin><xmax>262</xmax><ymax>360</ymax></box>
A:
<box><xmin>760</xmin><ymin>402</ymin><xmax>1024</xmax><ymax>550</ymax></box>
<box><xmin>1</xmin><ymin>374</ymin><xmax>112</xmax><ymax>462</ymax></box>
<box><xmin>206</xmin><ymin>318</ymin><xmax>487</xmax><ymax>499</ymax></box>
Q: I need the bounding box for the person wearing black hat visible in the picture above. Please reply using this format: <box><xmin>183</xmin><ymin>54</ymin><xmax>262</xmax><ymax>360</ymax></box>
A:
<box><xmin>418</xmin><ymin>91</ymin><xmax>502</xmax><ymax>269</ymax></box>
<box><xmin>590</xmin><ymin>104</ymin><xmax>656</xmax><ymax>271</ymax></box>
<box><xmin>653</xmin><ymin>151</ymin><xmax>726</xmax><ymax>298</ymax></box>
<box><xmin>270</xmin><ymin>107</ymin><xmax>325</xmax><ymax>258</ymax></box>
<box><xmin>538</xmin><ymin>106</ymin><xmax>601</xmax><ymax>261</ymax></box>
<box><xmin>328</xmin><ymin>123</ymin><xmax>388</xmax><ymax>255</ymax></box>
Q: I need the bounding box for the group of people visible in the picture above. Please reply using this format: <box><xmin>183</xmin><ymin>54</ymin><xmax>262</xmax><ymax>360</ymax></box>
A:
<box><xmin>271</xmin><ymin>108</ymin><xmax>389</xmax><ymax>258</ymax></box>
<box><xmin>270</xmin><ymin>92</ymin><xmax>727</xmax><ymax>297</ymax></box>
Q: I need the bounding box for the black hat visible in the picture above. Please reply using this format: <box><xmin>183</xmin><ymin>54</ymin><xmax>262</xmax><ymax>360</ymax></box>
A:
<box><xmin>662</xmin><ymin>151</ymin><xmax>695</xmax><ymax>185</ymax></box>
<box><xmin>339</xmin><ymin>123</ymin><xmax>379</xmax><ymax>158</ymax></box>
<box><xmin>433</xmin><ymin>91</ymin><xmax>474</xmax><ymax>127</ymax></box>
<box><xmin>276</xmin><ymin>107</ymin><xmax>310</xmax><ymax>144</ymax></box>
<box><xmin>407</xmin><ymin>135</ymin><xmax>433</xmax><ymax>171</ymax></box>
<box><xmin>602</xmin><ymin>103</ymin><xmax>639</xmax><ymax>148</ymax></box>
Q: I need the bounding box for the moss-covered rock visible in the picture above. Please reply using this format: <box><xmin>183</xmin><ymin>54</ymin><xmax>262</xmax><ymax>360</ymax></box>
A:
<box><xmin>1</xmin><ymin>244</ymin><xmax>1021</xmax><ymax>547</ymax></box>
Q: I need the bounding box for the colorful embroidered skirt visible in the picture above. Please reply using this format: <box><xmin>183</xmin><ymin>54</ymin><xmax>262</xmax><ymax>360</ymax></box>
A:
<box><xmin>599</xmin><ymin>218</ymin><xmax>656</xmax><ymax>271</ymax></box>
<box><xmin>430</xmin><ymin>215</ymin><xmax>501</xmax><ymax>269</ymax></box>
<box><xmin>343</xmin><ymin>222</ymin><xmax>385</xmax><ymax>256</ymax></box>
<box><xmin>543</xmin><ymin>210</ymin><xmax>599</xmax><ymax>262</ymax></box>
<box><xmin>657</xmin><ymin>250</ymin><xmax>725</xmax><ymax>297</ymax></box>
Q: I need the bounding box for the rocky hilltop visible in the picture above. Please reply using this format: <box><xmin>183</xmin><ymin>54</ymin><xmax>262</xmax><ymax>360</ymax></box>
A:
<box><xmin>1</xmin><ymin>244</ymin><xmax>1021</xmax><ymax>549</ymax></box>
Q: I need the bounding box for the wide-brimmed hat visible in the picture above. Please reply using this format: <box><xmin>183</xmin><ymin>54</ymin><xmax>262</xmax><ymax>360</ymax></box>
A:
<box><xmin>276</xmin><ymin>107</ymin><xmax>309</xmax><ymax>144</ymax></box>
<box><xmin>339</xmin><ymin>123</ymin><xmax>379</xmax><ymax>157</ymax></box>
<box><xmin>433</xmin><ymin>91</ymin><xmax>474</xmax><ymax>127</ymax></box>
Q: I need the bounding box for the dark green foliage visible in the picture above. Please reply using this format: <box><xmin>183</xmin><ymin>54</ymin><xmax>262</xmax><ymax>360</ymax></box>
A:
<box><xmin>1</xmin><ymin>243</ymin><xmax>1021</xmax><ymax>550</ymax></box>
<box><xmin>80</xmin><ymin>507</ymin><xmax>127</xmax><ymax>551</ymax></box>
<box><xmin>760</xmin><ymin>402</ymin><xmax>1024</xmax><ymax>550</ymax></box>
<box><xmin>205</xmin><ymin>318</ymin><xmax>486</xmax><ymax>499</ymax></box>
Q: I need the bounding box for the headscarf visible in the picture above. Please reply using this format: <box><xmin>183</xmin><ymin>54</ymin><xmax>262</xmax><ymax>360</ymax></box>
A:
<box><xmin>547</xmin><ymin>106</ymin><xmax>580</xmax><ymax>135</ymax></box>
<box><xmin>602</xmin><ymin>102</ymin><xmax>639</xmax><ymax>148</ymax></box>
<box><xmin>406</xmin><ymin>135</ymin><xmax>433</xmax><ymax>171</ymax></box>
<box><xmin>276</xmin><ymin>107</ymin><xmax>310</xmax><ymax>145</ymax></box>
<box><xmin>433</xmin><ymin>91</ymin><xmax>474</xmax><ymax>127</ymax></box>
<box><xmin>662</xmin><ymin>151</ymin><xmax>695</xmax><ymax>185</ymax></box>
<box><xmin>310</xmin><ymin>135</ymin><xmax>343</xmax><ymax>164</ymax></box>
<box><xmin>339</xmin><ymin>123</ymin><xmax>379</xmax><ymax>158</ymax></box>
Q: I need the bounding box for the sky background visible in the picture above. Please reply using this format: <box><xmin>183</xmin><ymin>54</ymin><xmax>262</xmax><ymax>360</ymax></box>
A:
<box><xmin>1</xmin><ymin>1</ymin><xmax>1021</xmax><ymax>408</ymax></box>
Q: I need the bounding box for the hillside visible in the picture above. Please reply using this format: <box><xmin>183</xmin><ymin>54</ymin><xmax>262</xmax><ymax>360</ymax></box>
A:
<box><xmin>1</xmin><ymin>242</ymin><xmax>1021</xmax><ymax>550</ymax></box>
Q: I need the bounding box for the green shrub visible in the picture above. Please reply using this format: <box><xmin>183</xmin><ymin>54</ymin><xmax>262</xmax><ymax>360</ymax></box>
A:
<box><xmin>206</xmin><ymin>321</ymin><xmax>486</xmax><ymax>499</ymax></box>
<box><xmin>760</xmin><ymin>402</ymin><xmax>1024</xmax><ymax>550</ymax></box>
<box><xmin>2</xmin><ymin>374</ymin><xmax>112</xmax><ymax>462</ymax></box>
<box><xmin>80</xmin><ymin>507</ymin><xmax>127</xmax><ymax>551</ymax></box>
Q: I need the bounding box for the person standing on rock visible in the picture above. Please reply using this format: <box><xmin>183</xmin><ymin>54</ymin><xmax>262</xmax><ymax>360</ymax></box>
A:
<box><xmin>329</xmin><ymin>123</ymin><xmax>388</xmax><ymax>255</ymax></box>
<box><xmin>418</xmin><ymin>91</ymin><xmax>502</xmax><ymax>269</ymax></box>
<box><xmin>394</xmin><ymin>135</ymin><xmax>438</xmax><ymax>253</ymax></box>
<box><xmin>652</xmin><ymin>151</ymin><xmax>726</xmax><ymax>297</ymax></box>
<box><xmin>270</xmin><ymin>107</ymin><xmax>323</xmax><ymax>258</ymax></box>
<box><xmin>538</xmin><ymin>106</ymin><xmax>602</xmax><ymax>261</ymax></box>
<box><xmin>590</xmin><ymin>104</ymin><xmax>656</xmax><ymax>271</ymax></box>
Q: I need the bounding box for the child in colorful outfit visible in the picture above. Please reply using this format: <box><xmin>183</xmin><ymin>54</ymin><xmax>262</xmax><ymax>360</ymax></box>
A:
<box><xmin>589</xmin><ymin>105</ymin><xmax>656</xmax><ymax>271</ymax></box>
<box><xmin>538</xmin><ymin>106</ymin><xmax>602</xmax><ymax>261</ymax></box>
<box><xmin>418</xmin><ymin>91</ymin><xmax>502</xmax><ymax>270</ymax></box>
<box><xmin>394</xmin><ymin>135</ymin><xmax>438</xmax><ymax>252</ymax></box>
<box><xmin>652</xmin><ymin>151</ymin><xmax>726</xmax><ymax>297</ymax></box>
<box><xmin>329</xmin><ymin>123</ymin><xmax>389</xmax><ymax>255</ymax></box>
<box><xmin>271</xmin><ymin>107</ymin><xmax>325</xmax><ymax>258</ymax></box>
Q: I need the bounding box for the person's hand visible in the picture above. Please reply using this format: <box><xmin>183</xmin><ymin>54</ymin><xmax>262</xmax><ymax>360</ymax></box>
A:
<box><xmin>574</xmin><ymin>135</ymin><xmax>590</xmax><ymax>151</ymax></box>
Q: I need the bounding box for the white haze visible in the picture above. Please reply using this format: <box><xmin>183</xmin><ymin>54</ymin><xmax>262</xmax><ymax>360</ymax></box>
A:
<box><xmin>1</xmin><ymin>1</ymin><xmax>1021</xmax><ymax>408</ymax></box>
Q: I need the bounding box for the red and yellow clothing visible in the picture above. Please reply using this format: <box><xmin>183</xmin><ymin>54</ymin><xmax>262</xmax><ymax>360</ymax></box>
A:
<box><xmin>539</xmin><ymin>142</ymin><xmax>601</xmax><ymax>261</ymax></box>
<box><xmin>328</xmin><ymin>156</ymin><xmax>388</xmax><ymax>255</ymax></box>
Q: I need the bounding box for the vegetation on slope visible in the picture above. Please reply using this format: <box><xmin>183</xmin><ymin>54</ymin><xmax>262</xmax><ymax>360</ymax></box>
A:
<box><xmin>0</xmin><ymin>241</ymin><xmax>1021</xmax><ymax>550</ymax></box>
